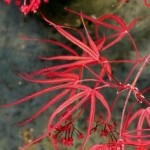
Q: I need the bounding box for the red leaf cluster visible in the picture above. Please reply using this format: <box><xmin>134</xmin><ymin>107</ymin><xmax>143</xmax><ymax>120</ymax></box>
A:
<box><xmin>3</xmin><ymin>0</ymin><xmax>49</xmax><ymax>15</ymax></box>
<box><xmin>1</xmin><ymin>8</ymin><xmax>150</xmax><ymax>150</ymax></box>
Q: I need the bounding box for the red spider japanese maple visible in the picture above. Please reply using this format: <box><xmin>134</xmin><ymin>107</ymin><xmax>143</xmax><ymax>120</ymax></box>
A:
<box><xmin>144</xmin><ymin>0</ymin><xmax>150</xmax><ymax>7</ymax></box>
<box><xmin>88</xmin><ymin>54</ymin><xmax>150</xmax><ymax>150</ymax></box>
<box><xmin>1</xmin><ymin>7</ymin><xmax>150</xmax><ymax>150</ymax></box>
<box><xmin>122</xmin><ymin>107</ymin><xmax>150</xmax><ymax>147</ymax></box>
<box><xmin>89</xmin><ymin>140</ymin><xmax>124</xmax><ymax>150</ymax></box>
<box><xmin>4</xmin><ymin>0</ymin><xmax>49</xmax><ymax>15</ymax></box>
